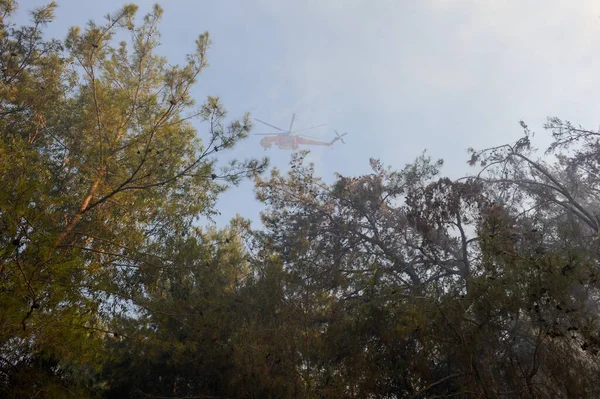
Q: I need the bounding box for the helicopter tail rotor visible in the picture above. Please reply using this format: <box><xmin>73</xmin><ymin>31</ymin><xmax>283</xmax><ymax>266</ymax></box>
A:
<box><xmin>334</xmin><ymin>130</ymin><xmax>347</xmax><ymax>144</ymax></box>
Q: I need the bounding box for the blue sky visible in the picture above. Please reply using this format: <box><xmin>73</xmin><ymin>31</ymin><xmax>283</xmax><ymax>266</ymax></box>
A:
<box><xmin>16</xmin><ymin>0</ymin><xmax>600</xmax><ymax>228</ymax></box>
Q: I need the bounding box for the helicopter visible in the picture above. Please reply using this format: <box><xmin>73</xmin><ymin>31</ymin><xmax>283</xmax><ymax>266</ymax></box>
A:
<box><xmin>254</xmin><ymin>113</ymin><xmax>347</xmax><ymax>150</ymax></box>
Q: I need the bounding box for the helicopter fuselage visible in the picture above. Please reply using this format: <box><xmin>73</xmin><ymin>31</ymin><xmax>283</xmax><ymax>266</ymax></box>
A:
<box><xmin>260</xmin><ymin>134</ymin><xmax>298</xmax><ymax>150</ymax></box>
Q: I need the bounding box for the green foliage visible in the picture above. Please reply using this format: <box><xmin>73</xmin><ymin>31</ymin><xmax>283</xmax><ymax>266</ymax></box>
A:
<box><xmin>0</xmin><ymin>2</ymin><xmax>265</xmax><ymax>397</ymax></box>
<box><xmin>2</xmin><ymin>1</ymin><xmax>600</xmax><ymax>398</ymax></box>
<box><xmin>251</xmin><ymin>135</ymin><xmax>600</xmax><ymax>397</ymax></box>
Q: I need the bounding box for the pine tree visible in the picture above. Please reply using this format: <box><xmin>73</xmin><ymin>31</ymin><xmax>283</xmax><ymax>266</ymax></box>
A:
<box><xmin>0</xmin><ymin>2</ymin><xmax>266</xmax><ymax>396</ymax></box>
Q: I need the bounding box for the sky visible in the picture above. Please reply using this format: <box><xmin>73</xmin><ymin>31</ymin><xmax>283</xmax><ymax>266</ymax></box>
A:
<box><xmin>15</xmin><ymin>0</ymin><xmax>600</xmax><ymax>228</ymax></box>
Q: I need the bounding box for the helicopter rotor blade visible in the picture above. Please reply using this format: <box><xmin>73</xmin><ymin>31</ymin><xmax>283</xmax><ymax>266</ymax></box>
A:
<box><xmin>288</xmin><ymin>113</ymin><xmax>296</xmax><ymax>133</ymax></box>
<box><xmin>290</xmin><ymin>124</ymin><xmax>328</xmax><ymax>134</ymax></box>
<box><xmin>254</xmin><ymin>133</ymin><xmax>280</xmax><ymax>136</ymax></box>
<box><xmin>334</xmin><ymin>130</ymin><xmax>347</xmax><ymax>144</ymax></box>
<box><xmin>254</xmin><ymin>118</ymin><xmax>286</xmax><ymax>133</ymax></box>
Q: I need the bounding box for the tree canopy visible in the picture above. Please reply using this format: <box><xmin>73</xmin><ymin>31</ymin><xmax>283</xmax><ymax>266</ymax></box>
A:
<box><xmin>1</xmin><ymin>1</ymin><xmax>600</xmax><ymax>398</ymax></box>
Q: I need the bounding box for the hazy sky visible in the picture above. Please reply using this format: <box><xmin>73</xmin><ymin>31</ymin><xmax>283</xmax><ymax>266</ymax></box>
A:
<box><xmin>16</xmin><ymin>0</ymin><xmax>600</xmax><ymax>227</ymax></box>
